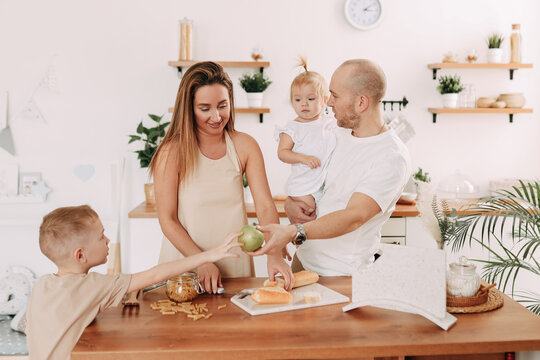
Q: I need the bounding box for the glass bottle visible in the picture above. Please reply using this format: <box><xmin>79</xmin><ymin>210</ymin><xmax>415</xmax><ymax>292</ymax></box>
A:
<box><xmin>179</xmin><ymin>18</ymin><xmax>193</xmax><ymax>61</ymax></box>
<box><xmin>510</xmin><ymin>24</ymin><xmax>522</xmax><ymax>63</ymax></box>
<box><xmin>466</xmin><ymin>84</ymin><xmax>476</xmax><ymax>108</ymax></box>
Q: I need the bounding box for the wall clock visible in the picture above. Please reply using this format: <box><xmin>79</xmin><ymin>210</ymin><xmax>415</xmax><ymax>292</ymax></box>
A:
<box><xmin>344</xmin><ymin>0</ymin><xmax>384</xmax><ymax>30</ymax></box>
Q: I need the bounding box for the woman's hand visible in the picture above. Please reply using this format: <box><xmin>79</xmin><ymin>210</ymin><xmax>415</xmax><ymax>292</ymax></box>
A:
<box><xmin>266</xmin><ymin>252</ymin><xmax>294</xmax><ymax>290</ymax></box>
<box><xmin>196</xmin><ymin>263</ymin><xmax>222</xmax><ymax>294</ymax></box>
<box><xmin>282</xmin><ymin>246</ymin><xmax>292</xmax><ymax>261</ymax></box>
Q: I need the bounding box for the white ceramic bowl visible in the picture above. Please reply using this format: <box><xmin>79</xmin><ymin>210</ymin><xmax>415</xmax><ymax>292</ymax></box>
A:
<box><xmin>399</xmin><ymin>192</ymin><xmax>418</xmax><ymax>202</ymax></box>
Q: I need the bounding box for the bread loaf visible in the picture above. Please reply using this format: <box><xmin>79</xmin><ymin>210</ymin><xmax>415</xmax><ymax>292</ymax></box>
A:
<box><xmin>292</xmin><ymin>270</ymin><xmax>319</xmax><ymax>288</ymax></box>
<box><xmin>263</xmin><ymin>270</ymin><xmax>319</xmax><ymax>289</ymax></box>
<box><xmin>251</xmin><ymin>286</ymin><xmax>293</xmax><ymax>304</ymax></box>
<box><xmin>263</xmin><ymin>278</ymin><xmax>285</xmax><ymax>288</ymax></box>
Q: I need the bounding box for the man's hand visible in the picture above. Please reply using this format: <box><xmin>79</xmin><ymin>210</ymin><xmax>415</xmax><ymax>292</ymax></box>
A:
<box><xmin>266</xmin><ymin>252</ymin><xmax>294</xmax><ymax>290</ymax></box>
<box><xmin>247</xmin><ymin>223</ymin><xmax>295</xmax><ymax>256</ymax></box>
<box><xmin>196</xmin><ymin>263</ymin><xmax>222</xmax><ymax>294</ymax></box>
<box><xmin>285</xmin><ymin>196</ymin><xmax>317</xmax><ymax>223</ymax></box>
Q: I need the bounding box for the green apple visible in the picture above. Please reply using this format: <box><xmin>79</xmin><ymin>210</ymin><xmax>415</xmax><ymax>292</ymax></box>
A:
<box><xmin>238</xmin><ymin>225</ymin><xmax>264</xmax><ymax>251</ymax></box>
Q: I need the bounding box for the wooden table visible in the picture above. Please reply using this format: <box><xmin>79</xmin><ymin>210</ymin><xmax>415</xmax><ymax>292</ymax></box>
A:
<box><xmin>128</xmin><ymin>200</ymin><xmax>420</xmax><ymax>219</ymax></box>
<box><xmin>73</xmin><ymin>277</ymin><xmax>540</xmax><ymax>360</ymax></box>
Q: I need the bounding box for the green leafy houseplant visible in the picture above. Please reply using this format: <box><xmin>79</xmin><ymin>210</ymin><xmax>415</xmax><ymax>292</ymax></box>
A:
<box><xmin>449</xmin><ymin>180</ymin><xmax>540</xmax><ymax>315</ymax></box>
<box><xmin>239</xmin><ymin>72</ymin><xmax>272</xmax><ymax>93</ymax></box>
<box><xmin>413</xmin><ymin>167</ymin><xmax>431</xmax><ymax>183</ymax></box>
<box><xmin>128</xmin><ymin>114</ymin><xmax>170</xmax><ymax>168</ymax></box>
<box><xmin>487</xmin><ymin>33</ymin><xmax>504</xmax><ymax>49</ymax></box>
<box><xmin>437</xmin><ymin>75</ymin><xmax>464</xmax><ymax>95</ymax></box>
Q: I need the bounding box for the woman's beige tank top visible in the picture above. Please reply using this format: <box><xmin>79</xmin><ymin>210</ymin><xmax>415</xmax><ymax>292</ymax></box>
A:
<box><xmin>158</xmin><ymin>132</ymin><xmax>253</xmax><ymax>277</ymax></box>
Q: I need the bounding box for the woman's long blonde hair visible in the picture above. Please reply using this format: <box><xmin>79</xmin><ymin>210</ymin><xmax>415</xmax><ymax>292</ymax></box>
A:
<box><xmin>149</xmin><ymin>61</ymin><xmax>236</xmax><ymax>183</ymax></box>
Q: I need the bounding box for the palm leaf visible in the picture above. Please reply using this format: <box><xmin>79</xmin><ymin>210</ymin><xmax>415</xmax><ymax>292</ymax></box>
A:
<box><xmin>514</xmin><ymin>290</ymin><xmax>540</xmax><ymax>315</ymax></box>
<box><xmin>449</xmin><ymin>180</ymin><xmax>540</xmax><ymax>315</ymax></box>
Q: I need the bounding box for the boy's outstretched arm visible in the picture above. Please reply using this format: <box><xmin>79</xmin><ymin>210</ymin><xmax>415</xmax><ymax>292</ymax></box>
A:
<box><xmin>127</xmin><ymin>232</ymin><xmax>243</xmax><ymax>293</ymax></box>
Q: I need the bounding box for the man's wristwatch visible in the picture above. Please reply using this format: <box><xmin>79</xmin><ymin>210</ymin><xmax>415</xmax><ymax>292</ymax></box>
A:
<box><xmin>292</xmin><ymin>223</ymin><xmax>307</xmax><ymax>246</ymax></box>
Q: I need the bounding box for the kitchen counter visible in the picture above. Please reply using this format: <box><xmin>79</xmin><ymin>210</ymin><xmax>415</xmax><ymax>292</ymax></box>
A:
<box><xmin>73</xmin><ymin>277</ymin><xmax>540</xmax><ymax>360</ymax></box>
<box><xmin>128</xmin><ymin>200</ymin><xmax>420</xmax><ymax>219</ymax></box>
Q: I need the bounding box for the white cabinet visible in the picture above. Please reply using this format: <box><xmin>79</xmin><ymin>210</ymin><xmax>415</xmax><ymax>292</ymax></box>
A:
<box><xmin>381</xmin><ymin>218</ymin><xmax>406</xmax><ymax>245</ymax></box>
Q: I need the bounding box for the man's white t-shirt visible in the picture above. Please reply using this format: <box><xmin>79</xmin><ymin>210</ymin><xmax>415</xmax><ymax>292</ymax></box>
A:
<box><xmin>296</xmin><ymin>127</ymin><xmax>411</xmax><ymax>276</ymax></box>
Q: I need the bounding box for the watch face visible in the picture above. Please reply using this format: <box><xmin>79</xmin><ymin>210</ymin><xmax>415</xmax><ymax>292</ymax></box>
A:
<box><xmin>345</xmin><ymin>0</ymin><xmax>383</xmax><ymax>30</ymax></box>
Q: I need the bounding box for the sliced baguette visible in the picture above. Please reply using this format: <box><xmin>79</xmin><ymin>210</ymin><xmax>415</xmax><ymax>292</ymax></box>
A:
<box><xmin>251</xmin><ymin>286</ymin><xmax>292</xmax><ymax>304</ymax></box>
<box><xmin>264</xmin><ymin>270</ymin><xmax>320</xmax><ymax>289</ymax></box>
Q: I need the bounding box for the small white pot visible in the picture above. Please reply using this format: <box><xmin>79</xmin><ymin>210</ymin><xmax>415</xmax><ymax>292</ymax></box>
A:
<box><xmin>246</xmin><ymin>92</ymin><xmax>263</xmax><ymax>108</ymax></box>
<box><xmin>487</xmin><ymin>48</ymin><xmax>503</xmax><ymax>63</ymax></box>
<box><xmin>243</xmin><ymin>186</ymin><xmax>253</xmax><ymax>204</ymax></box>
<box><xmin>442</xmin><ymin>93</ymin><xmax>459</xmax><ymax>108</ymax></box>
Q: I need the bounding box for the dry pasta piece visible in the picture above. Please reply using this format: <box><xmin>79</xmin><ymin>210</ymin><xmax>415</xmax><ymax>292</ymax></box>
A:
<box><xmin>218</xmin><ymin>304</ymin><xmax>227</xmax><ymax>310</ymax></box>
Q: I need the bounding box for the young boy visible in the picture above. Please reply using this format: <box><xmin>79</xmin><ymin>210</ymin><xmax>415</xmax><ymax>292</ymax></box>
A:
<box><xmin>26</xmin><ymin>205</ymin><xmax>242</xmax><ymax>359</ymax></box>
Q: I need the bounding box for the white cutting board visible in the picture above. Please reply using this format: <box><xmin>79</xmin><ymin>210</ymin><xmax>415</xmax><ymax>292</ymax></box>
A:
<box><xmin>231</xmin><ymin>283</ymin><xmax>349</xmax><ymax>316</ymax></box>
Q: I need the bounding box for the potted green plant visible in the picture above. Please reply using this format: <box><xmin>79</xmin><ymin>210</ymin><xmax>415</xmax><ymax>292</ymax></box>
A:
<box><xmin>239</xmin><ymin>72</ymin><xmax>272</xmax><ymax>108</ymax></box>
<box><xmin>487</xmin><ymin>33</ymin><xmax>504</xmax><ymax>63</ymax></box>
<box><xmin>128</xmin><ymin>113</ymin><xmax>170</xmax><ymax>206</ymax></box>
<box><xmin>412</xmin><ymin>167</ymin><xmax>432</xmax><ymax>201</ymax></box>
<box><xmin>437</xmin><ymin>74</ymin><xmax>464</xmax><ymax>108</ymax></box>
<box><xmin>242</xmin><ymin>173</ymin><xmax>253</xmax><ymax>203</ymax></box>
<box><xmin>450</xmin><ymin>180</ymin><xmax>540</xmax><ymax>315</ymax></box>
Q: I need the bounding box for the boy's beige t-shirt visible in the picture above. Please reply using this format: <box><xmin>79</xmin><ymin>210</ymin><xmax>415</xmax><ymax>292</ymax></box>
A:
<box><xmin>26</xmin><ymin>272</ymin><xmax>131</xmax><ymax>360</ymax></box>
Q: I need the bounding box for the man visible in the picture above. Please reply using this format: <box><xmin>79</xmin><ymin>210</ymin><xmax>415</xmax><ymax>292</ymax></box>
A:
<box><xmin>251</xmin><ymin>59</ymin><xmax>411</xmax><ymax>277</ymax></box>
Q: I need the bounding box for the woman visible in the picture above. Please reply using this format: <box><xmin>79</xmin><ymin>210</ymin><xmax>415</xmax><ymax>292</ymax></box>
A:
<box><xmin>149</xmin><ymin>62</ymin><xmax>292</xmax><ymax>293</ymax></box>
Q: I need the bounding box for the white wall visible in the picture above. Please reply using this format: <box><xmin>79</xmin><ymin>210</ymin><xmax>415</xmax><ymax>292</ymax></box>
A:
<box><xmin>1</xmin><ymin>0</ymin><xmax>539</xmax><ymax>274</ymax></box>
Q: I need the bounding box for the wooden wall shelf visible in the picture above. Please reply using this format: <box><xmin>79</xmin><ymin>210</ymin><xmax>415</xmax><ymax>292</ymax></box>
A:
<box><xmin>168</xmin><ymin>107</ymin><xmax>270</xmax><ymax>122</ymax></box>
<box><xmin>428</xmin><ymin>107</ymin><xmax>533</xmax><ymax>123</ymax></box>
<box><xmin>167</xmin><ymin>60</ymin><xmax>272</xmax><ymax>122</ymax></box>
<box><xmin>428</xmin><ymin>63</ymin><xmax>533</xmax><ymax>79</ymax></box>
<box><xmin>168</xmin><ymin>60</ymin><xmax>270</xmax><ymax>75</ymax></box>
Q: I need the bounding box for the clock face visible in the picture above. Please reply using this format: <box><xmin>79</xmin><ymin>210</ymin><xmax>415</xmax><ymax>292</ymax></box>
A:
<box><xmin>345</xmin><ymin>0</ymin><xmax>383</xmax><ymax>30</ymax></box>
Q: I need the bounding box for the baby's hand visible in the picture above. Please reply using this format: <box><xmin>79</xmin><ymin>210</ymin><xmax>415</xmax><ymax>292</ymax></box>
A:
<box><xmin>207</xmin><ymin>232</ymin><xmax>243</xmax><ymax>263</ymax></box>
<box><xmin>302</xmin><ymin>155</ymin><xmax>321</xmax><ymax>169</ymax></box>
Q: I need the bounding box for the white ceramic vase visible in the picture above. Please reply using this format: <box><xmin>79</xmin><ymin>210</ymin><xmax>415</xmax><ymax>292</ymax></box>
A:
<box><xmin>243</xmin><ymin>186</ymin><xmax>253</xmax><ymax>204</ymax></box>
<box><xmin>487</xmin><ymin>48</ymin><xmax>503</xmax><ymax>63</ymax></box>
<box><xmin>246</xmin><ymin>92</ymin><xmax>263</xmax><ymax>108</ymax></box>
<box><xmin>442</xmin><ymin>93</ymin><xmax>459</xmax><ymax>108</ymax></box>
<box><xmin>415</xmin><ymin>181</ymin><xmax>432</xmax><ymax>203</ymax></box>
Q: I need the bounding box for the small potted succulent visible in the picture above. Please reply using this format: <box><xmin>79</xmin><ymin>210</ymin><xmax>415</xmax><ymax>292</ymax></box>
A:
<box><xmin>239</xmin><ymin>72</ymin><xmax>272</xmax><ymax>108</ymax></box>
<box><xmin>128</xmin><ymin>113</ymin><xmax>170</xmax><ymax>206</ymax></box>
<box><xmin>486</xmin><ymin>33</ymin><xmax>504</xmax><ymax>63</ymax></box>
<box><xmin>437</xmin><ymin>74</ymin><xmax>464</xmax><ymax>108</ymax></box>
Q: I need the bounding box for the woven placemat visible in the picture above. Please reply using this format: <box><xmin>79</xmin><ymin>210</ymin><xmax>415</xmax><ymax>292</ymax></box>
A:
<box><xmin>447</xmin><ymin>288</ymin><xmax>504</xmax><ymax>314</ymax></box>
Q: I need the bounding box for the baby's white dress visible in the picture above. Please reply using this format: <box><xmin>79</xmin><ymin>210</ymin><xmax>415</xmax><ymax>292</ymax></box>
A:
<box><xmin>275</xmin><ymin>114</ymin><xmax>336</xmax><ymax>197</ymax></box>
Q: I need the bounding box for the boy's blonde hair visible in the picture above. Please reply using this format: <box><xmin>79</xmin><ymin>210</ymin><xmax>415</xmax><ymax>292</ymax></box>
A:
<box><xmin>290</xmin><ymin>56</ymin><xmax>328</xmax><ymax>102</ymax></box>
<box><xmin>39</xmin><ymin>205</ymin><xmax>99</xmax><ymax>264</ymax></box>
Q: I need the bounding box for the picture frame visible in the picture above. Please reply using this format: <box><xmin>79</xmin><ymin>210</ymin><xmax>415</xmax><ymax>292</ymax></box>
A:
<box><xmin>19</xmin><ymin>172</ymin><xmax>42</xmax><ymax>196</ymax></box>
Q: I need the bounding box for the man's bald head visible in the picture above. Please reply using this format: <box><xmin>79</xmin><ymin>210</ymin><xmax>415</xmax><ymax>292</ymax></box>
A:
<box><xmin>339</xmin><ymin>59</ymin><xmax>387</xmax><ymax>103</ymax></box>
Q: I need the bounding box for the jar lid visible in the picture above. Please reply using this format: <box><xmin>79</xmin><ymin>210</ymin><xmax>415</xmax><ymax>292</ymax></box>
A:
<box><xmin>169</xmin><ymin>271</ymin><xmax>199</xmax><ymax>282</ymax></box>
<box><xmin>449</xmin><ymin>256</ymin><xmax>477</xmax><ymax>275</ymax></box>
<box><xmin>512</xmin><ymin>24</ymin><xmax>520</xmax><ymax>29</ymax></box>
